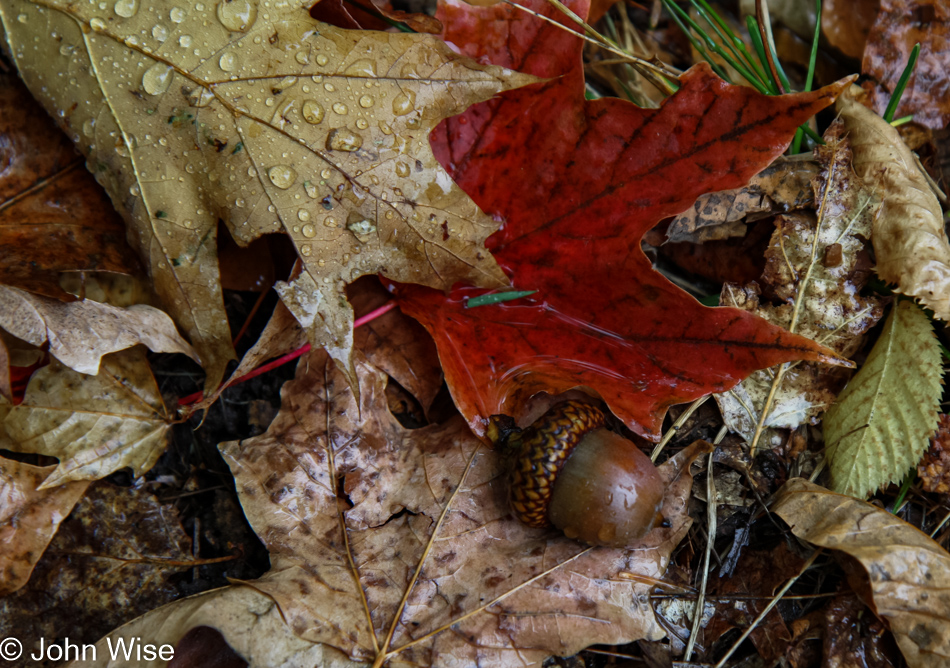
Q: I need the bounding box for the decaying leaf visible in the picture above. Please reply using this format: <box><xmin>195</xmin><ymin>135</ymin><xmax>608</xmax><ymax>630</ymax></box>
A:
<box><xmin>0</xmin><ymin>348</ymin><xmax>172</xmax><ymax>489</ymax></box>
<box><xmin>0</xmin><ymin>285</ymin><xmax>197</xmax><ymax>376</ymax></box>
<box><xmin>822</xmin><ymin>0</ymin><xmax>880</xmax><ymax>60</ymax></box>
<box><xmin>715</xmin><ymin>122</ymin><xmax>883</xmax><ymax>446</ymax></box>
<box><xmin>838</xmin><ymin>86</ymin><xmax>950</xmax><ymax>320</ymax></box>
<box><xmin>0</xmin><ymin>482</ymin><xmax>196</xmax><ymax>663</ymax></box>
<box><xmin>210</xmin><ymin>350</ymin><xmax>707</xmax><ymax>666</ymax></box>
<box><xmin>0</xmin><ymin>0</ymin><xmax>534</xmax><ymax>391</ymax></box>
<box><xmin>823</xmin><ymin>299</ymin><xmax>942</xmax><ymax>498</ymax></box>
<box><xmin>0</xmin><ymin>457</ymin><xmax>89</xmax><ymax>596</ymax></box>
<box><xmin>862</xmin><ymin>0</ymin><xmax>950</xmax><ymax>130</ymax></box>
<box><xmin>666</xmin><ymin>156</ymin><xmax>819</xmax><ymax>244</ymax></box>
<box><xmin>774</xmin><ymin>478</ymin><xmax>950</xmax><ymax>668</ymax></box>
<box><xmin>0</xmin><ymin>71</ymin><xmax>141</xmax><ymax>301</ymax></box>
<box><xmin>398</xmin><ymin>0</ymin><xmax>852</xmax><ymax>442</ymax></box>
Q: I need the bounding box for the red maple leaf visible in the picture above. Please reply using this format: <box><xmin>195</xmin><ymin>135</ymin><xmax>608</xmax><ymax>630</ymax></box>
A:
<box><xmin>396</xmin><ymin>0</ymin><xmax>850</xmax><ymax>441</ymax></box>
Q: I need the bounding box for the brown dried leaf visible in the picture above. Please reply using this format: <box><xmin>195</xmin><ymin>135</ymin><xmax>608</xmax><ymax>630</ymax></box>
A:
<box><xmin>0</xmin><ymin>285</ymin><xmax>197</xmax><ymax>376</ymax></box>
<box><xmin>0</xmin><ymin>71</ymin><xmax>141</xmax><ymax>301</ymax></box>
<box><xmin>0</xmin><ymin>348</ymin><xmax>172</xmax><ymax>489</ymax></box>
<box><xmin>838</xmin><ymin>86</ymin><xmax>950</xmax><ymax>319</ymax></box>
<box><xmin>716</xmin><ymin>123</ymin><xmax>882</xmax><ymax>445</ymax></box>
<box><xmin>774</xmin><ymin>478</ymin><xmax>950</xmax><ymax>668</ymax></box>
<box><xmin>0</xmin><ymin>483</ymin><xmax>194</xmax><ymax>665</ymax></box>
<box><xmin>822</xmin><ymin>0</ymin><xmax>880</xmax><ymax>60</ymax></box>
<box><xmin>667</xmin><ymin>156</ymin><xmax>818</xmax><ymax>244</ymax></box>
<box><xmin>207</xmin><ymin>350</ymin><xmax>706</xmax><ymax>666</ymax></box>
<box><xmin>0</xmin><ymin>1</ymin><xmax>533</xmax><ymax>392</ymax></box>
<box><xmin>0</xmin><ymin>458</ymin><xmax>89</xmax><ymax>596</ymax></box>
<box><xmin>862</xmin><ymin>0</ymin><xmax>950</xmax><ymax>130</ymax></box>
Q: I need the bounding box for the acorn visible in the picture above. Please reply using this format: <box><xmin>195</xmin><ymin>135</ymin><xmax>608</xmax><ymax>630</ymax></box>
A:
<box><xmin>496</xmin><ymin>400</ymin><xmax>666</xmax><ymax>548</ymax></box>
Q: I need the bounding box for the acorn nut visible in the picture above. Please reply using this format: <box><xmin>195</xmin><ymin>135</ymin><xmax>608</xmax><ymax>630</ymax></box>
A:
<box><xmin>505</xmin><ymin>401</ymin><xmax>665</xmax><ymax>548</ymax></box>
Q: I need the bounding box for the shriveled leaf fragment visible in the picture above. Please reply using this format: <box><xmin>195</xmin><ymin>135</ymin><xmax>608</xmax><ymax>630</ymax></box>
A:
<box><xmin>667</xmin><ymin>156</ymin><xmax>818</xmax><ymax>244</ymax></box>
<box><xmin>0</xmin><ymin>285</ymin><xmax>197</xmax><ymax>376</ymax></box>
<box><xmin>0</xmin><ymin>457</ymin><xmax>89</xmax><ymax>596</ymax></box>
<box><xmin>0</xmin><ymin>348</ymin><xmax>172</xmax><ymax>489</ymax></box>
<box><xmin>774</xmin><ymin>478</ymin><xmax>950</xmax><ymax>668</ymax></box>
<box><xmin>862</xmin><ymin>0</ymin><xmax>950</xmax><ymax>130</ymax></box>
<box><xmin>0</xmin><ymin>483</ymin><xmax>196</xmax><ymax>662</ymax></box>
<box><xmin>824</xmin><ymin>300</ymin><xmax>942</xmax><ymax>498</ymax></box>
<box><xmin>0</xmin><ymin>71</ymin><xmax>140</xmax><ymax>301</ymax></box>
<box><xmin>216</xmin><ymin>349</ymin><xmax>706</xmax><ymax>666</ymax></box>
<box><xmin>716</xmin><ymin>123</ymin><xmax>882</xmax><ymax>445</ymax></box>
<box><xmin>839</xmin><ymin>87</ymin><xmax>950</xmax><ymax>320</ymax></box>
<box><xmin>0</xmin><ymin>1</ymin><xmax>533</xmax><ymax>391</ymax></box>
<box><xmin>398</xmin><ymin>0</ymin><xmax>852</xmax><ymax>441</ymax></box>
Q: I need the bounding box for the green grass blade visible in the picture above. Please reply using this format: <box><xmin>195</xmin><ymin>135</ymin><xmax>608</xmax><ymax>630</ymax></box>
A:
<box><xmin>465</xmin><ymin>291</ymin><xmax>538</xmax><ymax>308</ymax></box>
<box><xmin>805</xmin><ymin>0</ymin><xmax>822</xmax><ymax>93</ymax></box>
<box><xmin>883</xmin><ymin>42</ymin><xmax>921</xmax><ymax>122</ymax></box>
<box><xmin>745</xmin><ymin>15</ymin><xmax>780</xmax><ymax>94</ymax></box>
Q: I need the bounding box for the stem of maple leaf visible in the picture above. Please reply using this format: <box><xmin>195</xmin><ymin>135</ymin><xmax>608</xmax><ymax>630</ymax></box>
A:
<box><xmin>176</xmin><ymin>301</ymin><xmax>397</xmax><ymax>409</ymax></box>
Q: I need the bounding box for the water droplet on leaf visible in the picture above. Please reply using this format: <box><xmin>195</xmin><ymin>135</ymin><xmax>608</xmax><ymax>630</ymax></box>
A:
<box><xmin>142</xmin><ymin>62</ymin><xmax>173</xmax><ymax>95</ymax></box>
<box><xmin>114</xmin><ymin>0</ymin><xmax>138</xmax><ymax>17</ymax></box>
<box><xmin>267</xmin><ymin>164</ymin><xmax>297</xmax><ymax>189</ymax></box>
<box><xmin>326</xmin><ymin>128</ymin><xmax>362</xmax><ymax>152</ymax></box>
<box><xmin>302</xmin><ymin>100</ymin><xmax>324</xmax><ymax>124</ymax></box>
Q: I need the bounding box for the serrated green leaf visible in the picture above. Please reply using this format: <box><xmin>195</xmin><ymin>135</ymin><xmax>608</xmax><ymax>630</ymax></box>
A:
<box><xmin>824</xmin><ymin>300</ymin><xmax>942</xmax><ymax>498</ymax></box>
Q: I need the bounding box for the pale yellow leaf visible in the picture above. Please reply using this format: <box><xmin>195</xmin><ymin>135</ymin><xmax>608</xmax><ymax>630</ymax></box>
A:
<box><xmin>0</xmin><ymin>348</ymin><xmax>172</xmax><ymax>489</ymax></box>
<box><xmin>838</xmin><ymin>86</ymin><xmax>950</xmax><ymax>320</ymax></box>
<box><xmin>823</xmin><ymin>300</ymin><xmax>942</xmax><ymax>498</ymax></box>
<box><xmin>0</xmin><ymin>284</ymin><xmax>197</xmax><ymax>375</ymax></box>
<box><xmin>774</xmin><ymin>478</ymin><xmax>950</xmax><ymax>668</ymax></box>
<box><xmin>0</xmin><ymin>0</ymin><xmax>534</xmax><ymax>390</ymax></box>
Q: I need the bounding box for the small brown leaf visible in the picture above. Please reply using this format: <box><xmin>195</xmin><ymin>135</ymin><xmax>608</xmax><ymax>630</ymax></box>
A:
<box><xmin>774</xmin><ymin>478</ymin><xmax>950</xmax><ymax>668</ymax></box>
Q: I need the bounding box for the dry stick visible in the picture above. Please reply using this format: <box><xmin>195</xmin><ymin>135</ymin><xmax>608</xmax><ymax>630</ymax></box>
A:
<box><xmin>754</xmin><ymin>0</ymin><xmax>785</xmax><ymax>94</ymax></box>
<box><xmin>683</xmin><ymin>425</ymin><xmax>726</xmax><ymax>662</ymax></box>
<box><xmin>651</xmin><ymin>396</ymin><xmax>709</xmax><ymax>462</ymax></box>
<box><xmin>713</xmin><ymin>548</ymin><xmax>823</xmax><ymax>668</ymax></box>
<box><xmin>931</xmin><ymin>507</ymin><xmax>950</xmax><ymax>538</ymax></box>
<box><xmin>748</xmin><ymin>140</ymin><xmax>840</xmax><ymax>456</ymax></box>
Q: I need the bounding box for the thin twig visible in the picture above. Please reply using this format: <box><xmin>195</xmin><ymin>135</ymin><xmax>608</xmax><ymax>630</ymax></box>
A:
<box><xmin>652</xmin><ymin>396</ymin><xmax>709</xmax><ymax>462</ymax></box>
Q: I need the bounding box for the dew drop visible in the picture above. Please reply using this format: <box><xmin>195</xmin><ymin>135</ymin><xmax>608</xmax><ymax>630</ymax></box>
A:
<box><xmin>378</xmin><ymin>121</ymin><xmax>392</xmax><ymax>135</ymax></box>
<box><xmin>326</xmin><ymin>128</ymin><xmax>362</xmax><ymax>152</ymax></box>
<box><xmin>219</xmin><ymin>52</ymin><xmax>236</xmax><ymax>71</ymax></box>
<box><xmin>267</xmin><ymin>164</ymin><xmax>297</xmax><ymax>189</ymax></box>
<box><xmin>355</xmin><ymin>118</ymin><xmax>368</xmax><ymax>130</ymax></box>
<box><xmin>344</xmin><ymin>59</ymin><xmax>376</xmax><ymax>77</ymax></box>
<box><xmin>324</xmin><ymin>83</ymin><xmax>335</xmax><ymax>92</ymax></box>
<box><xmin>347</xmin><ymin>218</ymin><xmax>375</xmax><ymax>237</ymax></box>
<box><xmin>169</xmin><ymin>6</ymin><xmax>185</xmax><ymax>22</ymax></box>
<box><xmin>16</xmin><ymin>13</ymin><xmax>27</xmax><ymax>23</ymax></box>
<box><xmin>89</xmin><ymin>17</ymin><xmax>107</xmax><ymax>31</ymax></box>
<box><xmin>235</xmin><ymin>197</ymin><xmax>245</xmax><ymax>207</ymax></box>
<box><xmin>320</xmin><ymin>168</ymin><xmax>332</xmax><ymax>179</ymax></box>
<box><xmin>300</xmin><ymin>244</ymin><xmax>312</xmax><ymax>256</ymax></box>
<box><xmin>274</xmin><ymin>76</ymin><xmax>297</xmax><ymax>92</ymax></box>
<box><xmin>324</xmin><ymin>217</ymin><xmax>338</xmax><ymax>228</ymax></box>
<box><xmin>394</xmin><ymin>162</ymin><xmax>410</xmax><ymax>178</ymax></box>
<box><xmin>152</xmin><ymin>24</ymin><xmax>168</xmax><ymax>40</ymax></box>
<box><xmin>142</xmin><ymin>62</ymin><xmax>174</xmax><ymax>95</ymax></box>
<box><xmin>114</xmin><ymin>0</ymin><xmax>138</xmax><ymax>17</ymax></box>
<box><xmin>318</xmin><ymin>259</ymin><xmax>326</xmax><ymax>267</ymax></box>
<box><xmin>82</xmin><ymin>119</ymin><xmax>96</xmax><ymax>137</ymax></box>
<box><xmin>297</xmin><ymin>209</ymin><xmax>311</xmax><ymax>221</ymax></box>
<box><xmin>391</xmin><ymin>90</ymin><xmax>416</xmax><ymax>116</ymax></box>
<box><xmin>358</xmin><ymin>95</ymin><xmax>374</xmax><ymax>109</ymax></box>
<box><xmin>178</xmin><ymin>34</ymin><xmax>192</xmax><ymax>47</ymax></box>
<box><xmin>316</xmin><ymin>54</ymin><xmax>328</xmax><ymax>66</ymax></box>
<box><xmin>301</xmin><ymin>223</ymin><xmax>316</xmax><ymax>238</ymax></box>
<box><xmin>304</xmin><ymin>181</ymin><xmax>319</xmax><ymax>198</ymax></box>
<box><xmin>294</xmin><ymin>50</ymin><xmax>308</xmax><ymax>65</ymax></box>
<box><xmin>331</xmin><ymin>102</ymin><xmax>348</xmax><ymax>115</ymax></box>
<box><xmin>302</xmin><ymin>100</ymin><xmax>324</xmax><ymax>124</ymax></box>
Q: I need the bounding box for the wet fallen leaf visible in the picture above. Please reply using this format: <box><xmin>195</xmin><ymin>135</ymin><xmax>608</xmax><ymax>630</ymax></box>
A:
<box><xmin>666</xmin><ymin>156</ymin><xmax>818</xmax><ymax>244</ymax></box>
<box><xmin>822</xmin><ymin>0</ymin><xmax>880</xmax><ymax>60</ymax></box>
<box><xmin>774</xmin><ymin>478</ymin><xmax>950</xmax><ymax>668</ymax></box>
<box><xmin>0</xmin><ymin>285</ymin><xmax>197</xmax><ymax>376</ymax></box>
<box><xmin>823</xmin><ymin>299</ymin><xmax>942</xmax><ymax>498</ymax></box>
<box><xmin>397</xmin><ymin>0</ymin><xmax>851</xmax><ymax>441</ymax></box>
<box><xmin>715</xmin><ymin>121</ymin><xmax>883</xmax><ymax>446</ymax></box>
<box><xmin>0</xmin><ymin>0</ymin><xmax>535</xmax><ymax>391</ymax></box>
<box><xmin>0</xmin><ymin>483</ymin><xmax>195</xmax><ymax>665</ymax></box>
<box><xmin>822</xmin><ymin>593</ymin><xmax>901</xmax><ymax>668</ymax></box>
<box><xmin>0</xmin><ymin>348</ymin><xmax>173</xmax><ymax>489</ymax></box>
<box><xmin>0</xmin><ymin>71</ymin><xmax>141</xmax><ymax>301</ymax></box>
<box><xmin>0</xmin><ymin>458</ymin><xmax>89</xmax><ymax>596</ymax></box>
<box><xmin>862</xmin><ymin>0</ymin><xmax>950</xmax><ymax>130</ymax></box>
<box><xmin>211</xmin><ymin>349</ymin><xmax>706</xmax><ymax>666</ymax></box>
<box><xmin>839</xmin><ymin>87</ymin><xmax>950</xmax><ymax>320</ymax></box>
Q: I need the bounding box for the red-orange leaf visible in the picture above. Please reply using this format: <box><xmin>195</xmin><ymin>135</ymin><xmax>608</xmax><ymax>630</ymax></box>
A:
<box><xmin>395</xmin><ymin>0</ymin><xmax>851</xmax><ymax>440</ymax></box>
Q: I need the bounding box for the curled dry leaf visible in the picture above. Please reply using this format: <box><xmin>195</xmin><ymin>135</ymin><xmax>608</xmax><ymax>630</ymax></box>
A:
<box><xmin>838</xmin><ymin>86</ymin><xmax>950</xmax><ymax>320</ymax></box>
<box><xmin>0</xmin><ymin>71</ymin><xmax>141</xmax><ymax>301</ymax></box>
<box><xmin>208</xmin><ymin>349</ymin><xmax>707</xmax><ymax>666</ymax></box>
<box><xmin>715</xmin><ymin>122</ymin><xmax>882</xmax><ymax>445</ymax></box>
<box><xmin>0</xmin><ymin>0</ymin><xmax>534</xmax><ymax>391</ymax></box>
<box><xmin>823</xmin><ymin>299</ymin><xmax>942</xmax><ymax>498</ymax></box>
<box><xmin>0</xmin><ymin>458</ymin><xmax>89</xmax><ymax>596</ymax></box>
<box><xmin>0</xmin><ymin>285</ymin><xmax>197</xmax><ymax>376</ymax></box>
<box><xmin>0</xmin><ymin>348</ymin><xmax>172</xmax><ymax>489</ymax></box>
<box><xmin>774</xmin><ymin>478</ymin><xmax>950</xmax><ymax>668</ymax></box>
<box><xmin>862</xmin><ymin>0</ymin><xmax>950</xmax><ymax>130</ymax></box>
<box><xmin>666</xmin><ymin>156</ymin><xmax>818</xmax><ymax>245</ymax></box>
